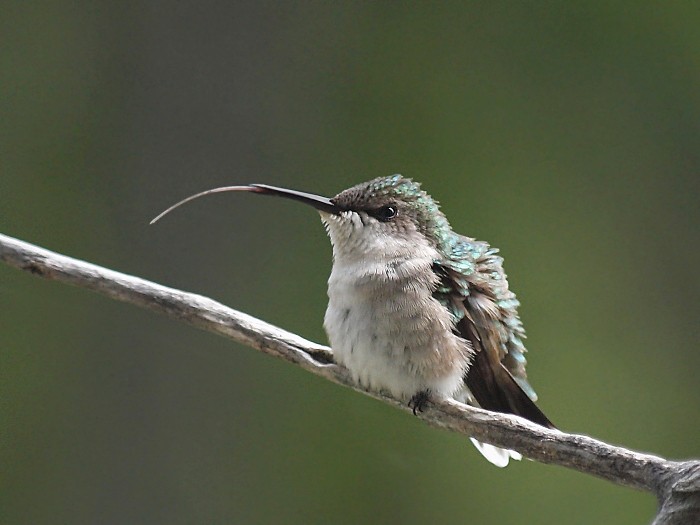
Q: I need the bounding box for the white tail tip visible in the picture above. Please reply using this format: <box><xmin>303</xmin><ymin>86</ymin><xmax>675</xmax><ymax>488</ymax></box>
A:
<box><xmin>470</xmin><ymin>437</ymin><xmax>522</xmax><ymax>468</ymax></box>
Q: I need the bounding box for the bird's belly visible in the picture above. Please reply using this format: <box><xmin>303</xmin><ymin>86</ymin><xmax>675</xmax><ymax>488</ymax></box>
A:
<box><xmin>324</xmin><ymin>281</ymin><xmax>468</xmax><ymax>400</ymax></box>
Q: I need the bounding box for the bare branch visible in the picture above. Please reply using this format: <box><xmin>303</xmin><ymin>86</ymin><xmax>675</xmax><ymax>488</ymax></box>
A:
<box><xmin>2</xmin><ymin>232</ymin><xmax>698</xmax><ymax>524</ymax></box>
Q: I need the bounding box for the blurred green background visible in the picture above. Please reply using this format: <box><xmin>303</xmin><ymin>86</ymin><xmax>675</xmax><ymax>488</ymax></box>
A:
<box><xmin>2</xmin><ymin>3</ymin><xmax>699</xmax><ymax>524</ymax></box>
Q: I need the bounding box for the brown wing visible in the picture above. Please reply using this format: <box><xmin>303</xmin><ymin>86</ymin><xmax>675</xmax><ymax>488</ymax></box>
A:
<box><xmin>433</xmin><ymin>240</ymin><xmax>555</xmax><ymax>429</ymax></box>
<box><xmin>459</xmin><ymin>311</ymin><xmax>555</xmax><ymax>429</ymax></box>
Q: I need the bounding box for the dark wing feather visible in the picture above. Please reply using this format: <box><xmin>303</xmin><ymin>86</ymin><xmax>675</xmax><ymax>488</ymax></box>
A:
<box><xmin>433</xmin><ymin>237</ymin><xmax>555</xmax><ymax>429</ymax></box>
<box><xmin>459</xmin><ymin>313</ymin><xmax>555</xmax><ymax>428</ymax></box>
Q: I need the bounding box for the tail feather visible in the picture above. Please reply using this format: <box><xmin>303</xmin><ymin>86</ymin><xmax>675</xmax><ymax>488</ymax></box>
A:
<box><xmin>454</xmin><ymin>389</ymin><xmax>525</xmax><ymax>467</ymax></box>
<box><xmin>469</xmin><ymin>438</ymin><xmax>522</xmax><ymax>468</ymax></box>
<box><xmin>454</xmin><ymin>304</ymin><xmax>555</xmax><ymax>466</ymax></box>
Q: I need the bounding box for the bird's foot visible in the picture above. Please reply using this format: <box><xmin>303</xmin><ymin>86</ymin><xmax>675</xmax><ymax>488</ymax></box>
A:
<box><xmin>408</xmin><ymin>390</ymin><xmax>432</xmax><ymax>415</ymax></box>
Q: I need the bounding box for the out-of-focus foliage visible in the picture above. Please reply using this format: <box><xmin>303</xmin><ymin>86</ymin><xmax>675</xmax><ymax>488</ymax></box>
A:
<box><xmin>2</xmin><ymin>3</ymin><xmax>698</xmax><ymax>524</ymax></box>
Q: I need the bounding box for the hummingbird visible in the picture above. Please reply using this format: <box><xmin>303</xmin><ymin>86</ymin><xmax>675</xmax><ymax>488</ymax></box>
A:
<box><xmin>152</xmin><ymin>174</ymin><xmax>554</xmax><ymax>467</ymax></box>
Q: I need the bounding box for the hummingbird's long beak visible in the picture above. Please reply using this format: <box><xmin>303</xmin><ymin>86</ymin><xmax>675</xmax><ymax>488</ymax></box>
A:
<box><xmin>150</xmin><ymin>184</ymin><xmax>341</xmax><ymax>224</ymax></box>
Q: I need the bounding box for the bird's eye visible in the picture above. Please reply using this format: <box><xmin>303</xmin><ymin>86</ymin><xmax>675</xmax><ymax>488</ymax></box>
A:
<box><xmin>373</xmin><ymin>205</ymin><xmax>398</xmax><ymax>222</ymax></box>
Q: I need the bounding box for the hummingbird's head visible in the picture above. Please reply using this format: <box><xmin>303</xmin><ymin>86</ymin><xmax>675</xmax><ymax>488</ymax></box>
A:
<box><xmin>322</xmin><ymin>175</ymin><xmax>452</xmax><ymax>258</ymax></box>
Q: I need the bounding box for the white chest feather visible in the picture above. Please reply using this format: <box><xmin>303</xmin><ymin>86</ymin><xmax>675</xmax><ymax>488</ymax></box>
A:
<box><xmin>321</xmin><ymin>213</ymin><xmax>471</xmax><ymax>400</ymax></box>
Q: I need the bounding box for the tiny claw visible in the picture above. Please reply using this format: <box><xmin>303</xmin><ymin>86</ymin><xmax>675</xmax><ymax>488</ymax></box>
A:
<box><xmin>408</xmin><ymin>390</ymin><xmax>431</xmax><ymax>416</ymax></box>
